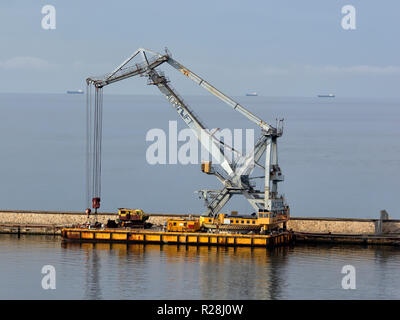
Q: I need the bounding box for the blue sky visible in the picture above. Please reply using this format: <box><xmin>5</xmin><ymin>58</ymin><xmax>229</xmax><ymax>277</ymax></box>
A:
<box><xmin>1</xmin><ymin>0</ymin><xmax>399</xmax><ymax>97</ymax></box>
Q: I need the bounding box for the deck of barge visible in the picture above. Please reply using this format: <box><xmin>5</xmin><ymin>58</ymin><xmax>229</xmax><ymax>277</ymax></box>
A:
<box><xmin>61</xmin><ymin>228</ymin><xmax>294</xmax><ymax>247</ymax></box>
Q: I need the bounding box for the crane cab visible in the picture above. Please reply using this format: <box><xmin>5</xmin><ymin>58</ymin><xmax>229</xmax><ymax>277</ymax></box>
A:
<box><xmin>257</xmin><ymin>207</ymin><xmax>290</xmax><ymax>231</ymax></box>
<box><xmin>201</xmin><ymin>161</ymin><xmax>212</xmax><ymax>174</ymax></box>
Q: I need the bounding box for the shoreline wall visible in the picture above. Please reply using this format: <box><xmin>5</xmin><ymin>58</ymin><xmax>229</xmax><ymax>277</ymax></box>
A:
<box><xmin>0</xmin><ymin>210</ymin><xmax>399</xmax><ymax>235</ymax></box>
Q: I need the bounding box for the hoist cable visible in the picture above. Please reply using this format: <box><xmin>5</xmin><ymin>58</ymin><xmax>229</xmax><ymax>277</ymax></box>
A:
<box><xmin>86</xmin><ymin>83</ymin><xmax>103</xmax><ymax>209</ymax></box>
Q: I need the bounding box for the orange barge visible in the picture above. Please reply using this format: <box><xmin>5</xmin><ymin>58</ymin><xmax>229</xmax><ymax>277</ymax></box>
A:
<box><xmin>61</xmin><ymin>228</ymin><xmax>294</xmax><ymax>248</ymax></box>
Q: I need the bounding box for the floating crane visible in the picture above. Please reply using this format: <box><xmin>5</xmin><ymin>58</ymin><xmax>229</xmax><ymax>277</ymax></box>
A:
<box><xmin>85</xmin><ymin>48</ymin><xmax>289</xmax><ymax>228</ymax></box>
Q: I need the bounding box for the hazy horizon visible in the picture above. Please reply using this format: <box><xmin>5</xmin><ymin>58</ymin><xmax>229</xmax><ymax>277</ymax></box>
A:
<box><xmin>1</xmin><ymin>1</ymin><xmax>400</xmax><ymax>98</ymax></box>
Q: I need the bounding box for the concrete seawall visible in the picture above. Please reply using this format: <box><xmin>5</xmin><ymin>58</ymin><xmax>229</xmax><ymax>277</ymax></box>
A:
<box><xmin>1</xmin><ymin>210</ymin><xmax>399</xmax><ymax>236</ymax></box>
<box><xmin>288</xmin><ymin>217</ymin><xmax>378</xmax><ymax>234</ymax></box>
<box><xmin>0</xmin><ymin>210</ymin><xmax>177</xmax><ymax>228</ymax></box>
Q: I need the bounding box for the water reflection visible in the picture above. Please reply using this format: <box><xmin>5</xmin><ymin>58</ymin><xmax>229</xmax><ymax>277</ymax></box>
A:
<box><xmin>83</xmin><ymin>243</ymin><xmax>102</xmax><ymax>299</ymax></box>
<box><xmin>57</xmin><ymin>239</ymin><xmax>400</xmax><ymax>299</ymax></box>
<box><xmin>61</xmin><ymin>242</ymin><xmax>294</xmax><ymax>299</ymax></box>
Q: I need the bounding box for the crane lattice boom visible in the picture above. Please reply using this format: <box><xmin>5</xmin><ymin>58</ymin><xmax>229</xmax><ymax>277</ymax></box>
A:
<box><xmin>85</xmin><ymin>48</ymin><xmax>288</xmax><ymax>219</ymax></box>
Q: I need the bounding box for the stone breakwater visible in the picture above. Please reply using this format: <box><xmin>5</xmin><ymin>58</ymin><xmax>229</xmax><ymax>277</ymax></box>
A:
<box><xmin>0</xmin><ymin>210</ymin><xmax>399</xmax><ymax>236</ymax></box>
<box><xmin>0</xmin><ymin>210</ymin><xmax>180</xmax><ymax>234</ymax></box>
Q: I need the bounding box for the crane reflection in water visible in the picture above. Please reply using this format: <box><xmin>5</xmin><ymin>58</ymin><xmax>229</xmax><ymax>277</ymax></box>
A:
<box><xmin>62</xmin><ymin>241</ymin><xmax>291</xmax><ymax>299</ymax></box>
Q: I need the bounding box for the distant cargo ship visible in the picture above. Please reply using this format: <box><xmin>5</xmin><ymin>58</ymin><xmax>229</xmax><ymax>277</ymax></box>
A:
<box><xmin>67</xmin><ymin>90</ymin><xmax>84</xmax><ymax>94</ymax></box>
<box><xmin>318</xmin><ymin>93</ymin><xmax>335</xmax><ymax>98</ymax></box>
<box><xmin>246</xmin><ymin>92</ymin><xmax>258</xmax><ymax>96</ymax></box>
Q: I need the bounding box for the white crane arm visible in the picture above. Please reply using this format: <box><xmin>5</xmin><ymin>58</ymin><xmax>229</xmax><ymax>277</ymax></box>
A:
<box><xmin>166</xmin><ymin>58</ymin><xmax>275</xmax><ymax>134</ymax></box>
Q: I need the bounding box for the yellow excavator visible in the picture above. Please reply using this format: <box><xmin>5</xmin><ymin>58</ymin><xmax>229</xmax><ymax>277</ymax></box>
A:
<box><xmin>106</xmin><ymin>208</ymin><xmax>152</xmax><ymax>229</ymax></box>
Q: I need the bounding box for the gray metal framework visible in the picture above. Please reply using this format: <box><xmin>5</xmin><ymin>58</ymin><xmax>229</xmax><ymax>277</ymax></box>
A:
<box><xmin>86</xmin><ymin>48</ymin><xmax>288</xmax><ymax>218</ymax></box>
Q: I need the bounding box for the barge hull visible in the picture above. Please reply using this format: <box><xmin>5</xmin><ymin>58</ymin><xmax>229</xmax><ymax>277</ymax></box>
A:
<box><xmin>61</xmin><ymin>228</ymin><xmax>294</xmax><ymax>247</ymax></box>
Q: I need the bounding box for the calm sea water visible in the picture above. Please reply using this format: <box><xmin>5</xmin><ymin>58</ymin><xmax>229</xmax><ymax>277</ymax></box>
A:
<box><xmin>1</xmin><ymin>234</ymin><xmax>400</xmax><ymax>300</ymax></box>
<box><xmin>0</xmin><ymin>93</ymin><xmax>399</xmax><ymax>299</ymax></box>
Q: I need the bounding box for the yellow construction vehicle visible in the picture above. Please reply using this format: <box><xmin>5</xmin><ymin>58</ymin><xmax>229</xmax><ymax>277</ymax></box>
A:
<box><xmin>166</xmin><ymin>218</ymin><xmax>201</xmax><ymax>232</ymax></box>
<box><xmin>106</xmin><ymin>208</ymin><xmax>152</xmax><ymax>229</ymax></box>
<box><xmin>118</xmin><ymin>208</ymin><xmax>150</xmax><ymax>227</ymax></box>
